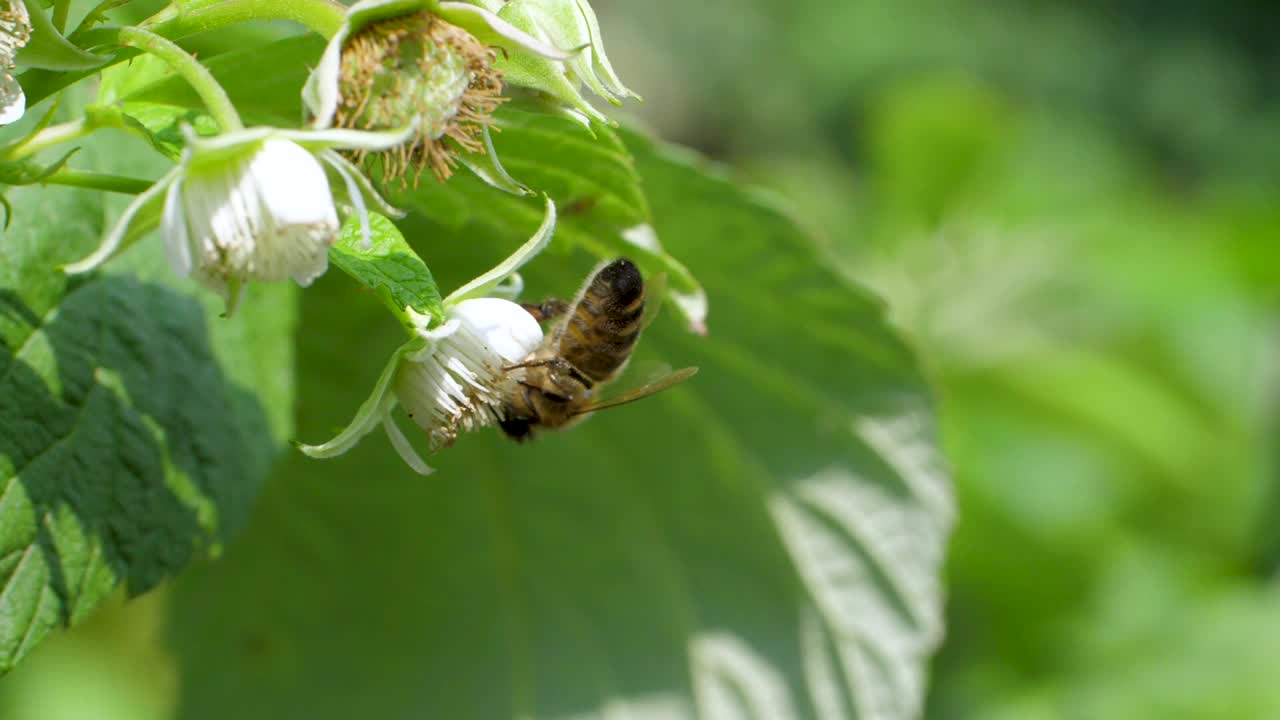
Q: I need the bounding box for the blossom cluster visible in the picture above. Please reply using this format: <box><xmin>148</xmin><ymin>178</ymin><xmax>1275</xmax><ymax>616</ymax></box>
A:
<box><xmin>1</xmin><ymin>0</ymin><xmax>638</xmax><ymax>471</ymax></box>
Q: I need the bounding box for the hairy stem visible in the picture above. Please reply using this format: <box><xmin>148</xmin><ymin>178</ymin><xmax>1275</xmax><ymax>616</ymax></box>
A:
<box><xmin>143</xmin><ymin>0</ymin><xmax>346</xmax><ymax>40</ymax></box>
<box><xmin>112</xmin><ymin>25</ymin><xmax>244</xmax><ymax>132</ymax></box>
<box><xmin>25</xmin><ymin>0</ymin><xmax>347</xmax><ymax>109</ymax></box>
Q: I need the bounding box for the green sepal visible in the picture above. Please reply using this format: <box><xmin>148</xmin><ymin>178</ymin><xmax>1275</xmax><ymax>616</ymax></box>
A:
<box><xmin>0</xmin><ymin>145</ymin><xmax>77</xmax><ymax>184</ymax></box>
<box><xmin>494</xmin><ymin>1</ymin><xmax>610</xmax><ymax>125</ymax></box>
<box><xmin>447</xmin><ymin>125</ymin><xmax>530</xmax><ymax>196</ymax></box>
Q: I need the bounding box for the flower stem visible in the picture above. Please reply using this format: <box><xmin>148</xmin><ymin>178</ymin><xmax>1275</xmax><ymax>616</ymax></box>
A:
<box><xmin>143</xmin><ymin>0</ymin><xmax>346</xmax><ymax>41</ymax></box>
<box><xmin>40</xmin><ymin>169</ymin><xmax>155</xmax><ymax>194</ymax></box>
<box><xmin>112</xmin><ymin>25</ymin><xmax>244</xmax><ymax>132</ymax></box>
<box><xmin>52</xmin><ymin>0</ymin><xmax>71</xmax><ymax>32</ymax></box>
<box><xmin>25</xmin><ymin>0</ymin><xmax>347</xmax><ymax>110</ymax></box>
<box><xmin>1</xmin><ymin>118</ymin><xmax>90</xmax><ymax>162</ymax></box>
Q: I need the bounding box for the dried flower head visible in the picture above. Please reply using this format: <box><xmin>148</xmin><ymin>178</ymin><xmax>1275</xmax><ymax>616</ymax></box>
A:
<box><xmin>335</xmin><ymin>11</ymin><xmax>505</xmax><ymax>184</ymax></box>
<box><xmin>304</xmin><ymin>0</ymin><xmax>575</xmax><ymax>194</ymax></box>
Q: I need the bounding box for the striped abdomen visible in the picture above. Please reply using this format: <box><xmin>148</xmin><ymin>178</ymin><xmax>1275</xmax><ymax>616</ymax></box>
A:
<box><xmin>556</xmin><ymin>258</ymin><xmax>645</xmax><ymax>386</ymax></box>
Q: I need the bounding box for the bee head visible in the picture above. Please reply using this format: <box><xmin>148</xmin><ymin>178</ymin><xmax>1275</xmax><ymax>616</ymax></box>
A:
<box><xmin>498</xmin><ymin>417</ymin><xmax>535</xmax><ymax>442</ymax></box>
<box><xmin>599</xmin><ymin>258</ymin><xmax>643</xmax><ymax>304</ymax></box>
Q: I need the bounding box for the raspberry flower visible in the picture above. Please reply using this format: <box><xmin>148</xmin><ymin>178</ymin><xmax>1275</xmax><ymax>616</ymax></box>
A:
<box><xmin>302</xmin><ymin>0</ymin><xmax>574</xmax><ymax>190</ymax></box>
<box><xmin>298</xmin><ymin>197</ymin><xmax>557</xmax><ymax>474</ymax></box>
<box><xmin>65</xmin><ymin>124</ymin><xmax>413</xmax><ymax>309</ymax></box>
<box><xmin>0</xmin><ymin>0</ymin><xmax>30</xmax><ymax>125</ymax></box>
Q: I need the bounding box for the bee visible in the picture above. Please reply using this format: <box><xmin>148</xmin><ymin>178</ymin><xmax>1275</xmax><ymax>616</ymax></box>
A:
<box><xmin>499</xmin><ymin>257</ymin><xmax>698</xmax><ymax>441</ymax></box>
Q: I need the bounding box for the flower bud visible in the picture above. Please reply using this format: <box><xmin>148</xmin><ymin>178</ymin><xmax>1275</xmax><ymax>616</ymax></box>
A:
<box><xmin>493</xmin><ymin>0</ymin><xmax>638</xmax><ymax>126</ymax></box>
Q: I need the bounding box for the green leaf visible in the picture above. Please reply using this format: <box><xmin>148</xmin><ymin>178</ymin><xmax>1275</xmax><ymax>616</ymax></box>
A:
<box><xmin>14</xmin><ymin>0</ymin><xmax>110</xmax><ymax>71</ymax></box>
<box><xmin>0</xmin><ymin>130</ymin><xmax>295</xmax><ymax>673</ymax></box>
<box><xmin>167</xmin><ymin>133</ymin><xmax>951</xmax><ymax>718</ymax></box>
<box><xmin>329</xmin><ymin>211</ymin><xmax>444</xmax><ymax>325</ymax></box>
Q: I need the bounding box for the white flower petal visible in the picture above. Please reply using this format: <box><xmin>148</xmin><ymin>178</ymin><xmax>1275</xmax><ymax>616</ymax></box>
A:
<box><xmin>451</xmin><ymin>297</ymin><xmax>544</xmax><ymax>363</ymax></box>
<box><xmin>177</xmin><ymin>137</ymin><xmax>340</xmax><ymax>290</ymax></box>
<box><xmin>161</xmin><ymin>177</ymin><xmax>192</xmax><ymax>277</ymax></box>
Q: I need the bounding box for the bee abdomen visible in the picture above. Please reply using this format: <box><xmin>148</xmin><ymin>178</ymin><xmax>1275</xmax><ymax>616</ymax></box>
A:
<box><xmin>563</xmin><ymin>259</ymin><xmax>645</xmax><ymax>383</ymax></box>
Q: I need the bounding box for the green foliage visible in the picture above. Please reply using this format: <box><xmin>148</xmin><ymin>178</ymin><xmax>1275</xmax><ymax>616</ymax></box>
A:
<box><xmin>330</xmin><ymin>211</ymin><xmax>444</xmax><ymax>324</ymax></box>
<box><xmin>166</xmin><ymin>128</ymin><xmax>950</xmax><ymax>720</ymax></box>
<box><xmin>598</xmin><ymin>0</ymin><xmax>1280</xmax><ymax>717</ymax></box>
<box><xmin>0</xmin><ymin>125</ymin><xmax>295</xmax><ymax>674</ymax></box>
<box><xmin>0</xmin><ymin>2</ymin><xmax>951</xmax><ymax>717</ymax></box>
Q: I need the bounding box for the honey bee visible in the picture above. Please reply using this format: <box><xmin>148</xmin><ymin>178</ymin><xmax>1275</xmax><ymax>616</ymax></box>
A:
<box><xmin>498</xmin><ymin>258</ymin><xmax>697</xmax><ymax>441</ymax></box>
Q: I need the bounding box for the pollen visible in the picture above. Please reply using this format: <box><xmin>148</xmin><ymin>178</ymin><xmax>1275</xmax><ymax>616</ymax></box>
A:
<box><xmin>335</xmin><ymin>11</ymin><xmax>505</xmax><ymax>186</ymax></box>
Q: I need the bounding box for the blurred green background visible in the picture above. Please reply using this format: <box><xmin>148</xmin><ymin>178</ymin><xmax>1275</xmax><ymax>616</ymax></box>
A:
<box><xmin>596</xmin><ymin>0</ymin><xmax>1280</xmax><ymax>717</ymax></box>
<box><xmin>2</xmin><ymin>0</ymin><xmax>1279</xmax><ymax>718</ymax></box>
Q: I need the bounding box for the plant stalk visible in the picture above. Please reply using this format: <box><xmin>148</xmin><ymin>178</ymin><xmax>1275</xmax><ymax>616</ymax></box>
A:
<box><xmin>112</xmin><ymin>25</ymin><xmax>244</xmax><ymax>132</ymax></box>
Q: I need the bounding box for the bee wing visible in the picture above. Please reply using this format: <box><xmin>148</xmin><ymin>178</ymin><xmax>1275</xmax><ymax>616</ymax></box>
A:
<box><xmin>570</xmin><ymin>367</ymin><xmax>699</xmax><ymax>416</ymax></box>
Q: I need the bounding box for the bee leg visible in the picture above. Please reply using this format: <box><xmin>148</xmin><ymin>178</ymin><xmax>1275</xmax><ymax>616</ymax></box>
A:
<box><xmin>541</xmin><ymin>357</ymin><xmax>595</xmax><ymax>394</ymax></box>
<box><xmin>520</xmin><ymin>298</ymin><xmax>571</xmax><ymax>323</ymax></box>
<box><xmin>517</xmin><ymin>379</ymin><xmax>568</xmax><ymax>403</ymax></box>
<box><xmin>504</xmin><ymin>358</ymin><xmax>593</xmax><ymax>392</ymax></box>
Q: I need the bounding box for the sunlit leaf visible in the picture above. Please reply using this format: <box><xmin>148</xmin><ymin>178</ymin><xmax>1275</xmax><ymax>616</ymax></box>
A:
<box><xmin>0</xmin><ymin>125</ymin><xmax>294</xmax><ymax>674</ymax></box>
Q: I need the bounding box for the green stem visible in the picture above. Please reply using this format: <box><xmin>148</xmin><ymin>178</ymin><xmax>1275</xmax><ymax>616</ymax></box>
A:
<box><xmin>112</xmin><ymin>25</ymin><xmax>244</xmax><ymax>132</ymax></box>
<box><xmin>143</xmin><ymin>0</ymin><xmax>346</xmax><ymax>41</ymax></box>
<box><xmin>1</xmin><ymin>118</ymin><xmax>90</xmax><ymax>162</ymax></box>
<box><xmin>52</xmin><ymin>0</ymin><xmax>71</xmax><ymax>32</ymax></box>
<box><xmin>25</xmin><ymin>0</ymin><xmax>347</xmax><ymax>109</ymax></box>
<box><xmin>40</xmin><ymin>169</ymin><xmax>155</xmax><ymax>194</ymax></box>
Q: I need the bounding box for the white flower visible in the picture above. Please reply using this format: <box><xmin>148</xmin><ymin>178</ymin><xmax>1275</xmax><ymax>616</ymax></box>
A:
<box><xmin>166</xmin><ymin>136</ymin><xmax>338</xmax><ymax>298</ymax></box>
<box><xmin>65</xmin><ymin>124</ymin><xmax>414</xmax><ymax>308</ymax></box>
<box><xmin>0</xmin><ymin>0</ymin><xmax>31</xmax><ymax>126</ymax></box>
<box><xmin>298</xmin><ymin>196</ymin><xmax>557</xmax><ymax>475</ymax></box>
<box><xmin>396</xmin><ymin>296</ymin><xmax>543</xmax><ymax>449</ymax></box>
